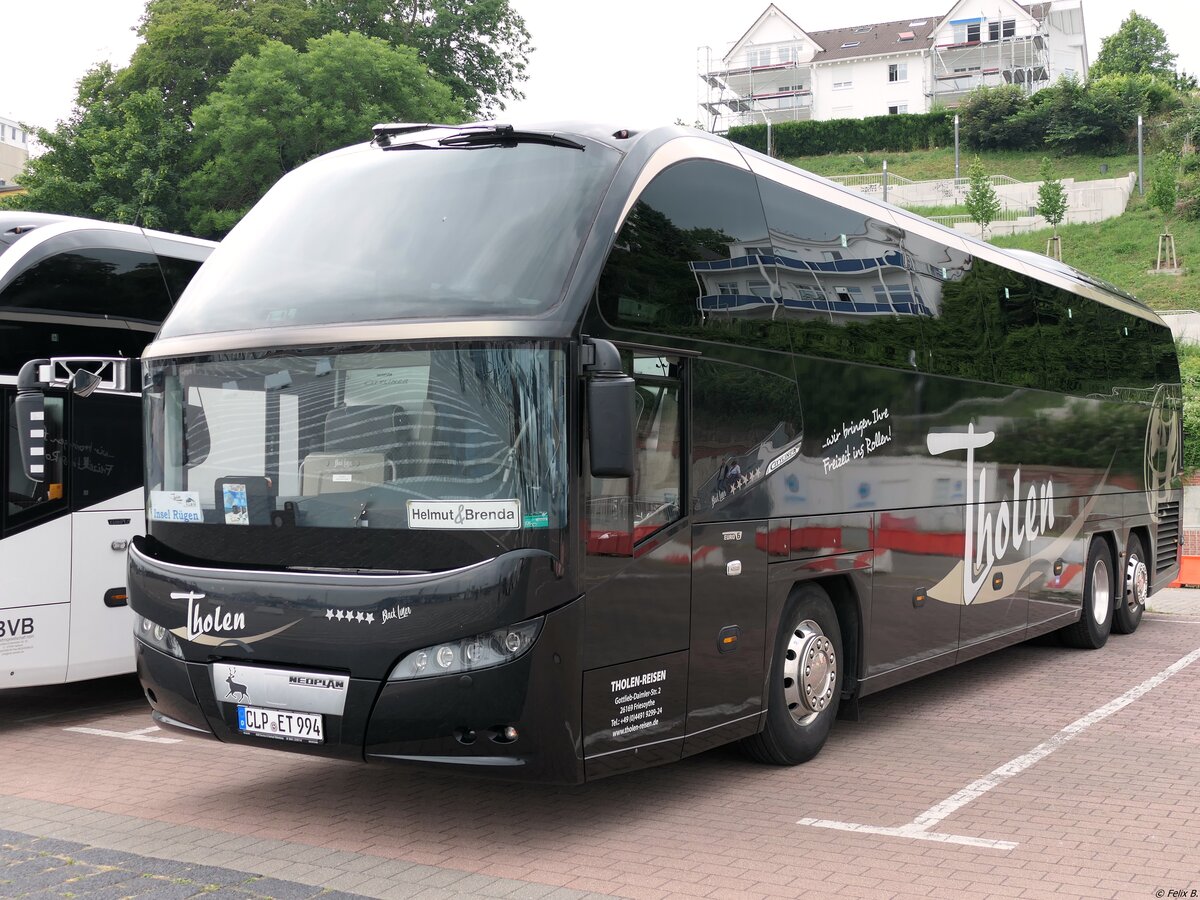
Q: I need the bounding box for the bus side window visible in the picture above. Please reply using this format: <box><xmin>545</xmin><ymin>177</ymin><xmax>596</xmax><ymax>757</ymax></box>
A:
<box><xmin>1</xmin><ymin>247</ymin><xmax>173</xmax><ymax>323</ymax></box>
<box><xmin>597</xmin><ymin>159</ymin><xmax>777</xmax><ymax>347</ymax></box>
<box><xmin>5</xmin><ymin>394</ymin><xmax>66</xmax><ymax>525</ymax></box>
<box><xmin>70</xmin><ymin>393</ymin><xmax>144</xmax><ymax>510</ymax></box>
<box><xmin>974</xmin><ymin>258</ymin><xmax>1043</xmax><ymax>390</ymax></box>
<box><xmin>587</xmin><ymin>353</ymin><xmax>683</xmax><ymax>556</ymax></box>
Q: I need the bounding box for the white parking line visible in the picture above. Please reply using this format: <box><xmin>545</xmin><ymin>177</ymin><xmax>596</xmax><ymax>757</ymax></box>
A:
<box><xmin>798</xmin><ymin>644</ymin><xmax>1200</xmax><ymax>851</ymax></box>
<box><xmin>64</xmin><ymin>725</ymin><xmax>182</xmax><ymax>744</ymax></box>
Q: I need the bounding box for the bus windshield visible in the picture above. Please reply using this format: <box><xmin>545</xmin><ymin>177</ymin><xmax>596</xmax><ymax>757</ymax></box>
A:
<box><xmin>158</xmin><ymin>139</ymin><xmax>621</xmax><ymax>338</ymax></box>
<box><xmin>144</xmin><ymin>343</ymin><xmax>567</xmax><ymax>547</ymax></box>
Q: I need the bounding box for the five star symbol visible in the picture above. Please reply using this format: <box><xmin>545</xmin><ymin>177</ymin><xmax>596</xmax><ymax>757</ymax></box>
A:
<box><xmin>324</xmin><ymin>609</ymin><xmax>377</xmax><ymax>624</ymax></box>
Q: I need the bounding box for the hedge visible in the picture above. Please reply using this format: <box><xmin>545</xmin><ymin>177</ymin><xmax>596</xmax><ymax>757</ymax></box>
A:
<box><xmin>727</xmin><ymin>110</ymin><xmax>954</xmax><ymax>157</ymax></box>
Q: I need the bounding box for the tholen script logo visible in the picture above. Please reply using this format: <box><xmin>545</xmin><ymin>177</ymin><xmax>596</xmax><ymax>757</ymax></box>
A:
<box><xmin>928</xmin><ymin>424</ymin><xmax>1055</xmax><ymax>605</ymax></box>
<box><xmin>172</xmin><ymin>591</ymin><xmax>247</xmax><ymax>642</ymax></box>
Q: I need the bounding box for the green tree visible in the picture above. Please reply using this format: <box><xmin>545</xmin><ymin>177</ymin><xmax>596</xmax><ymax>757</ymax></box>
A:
<box><xmin>1148</xmin><ymin>151</ymin><xmax>1179</xmax><ymax>233</ymax></box>
<box><xmin>123</xmin><ymin>0</ymin><xmax>319</xmax><ymax>124</ymax></box>
<box><xmin>312</xmin><ymin>0</ymin><xmax>532</xmax><ymax>116</ymax></box>
<box><xmin>964</xmin><ymin>157</ymin><xmax>1001</xmax><ymax>239</ymax></box>
<box><xmin>3</xmin><ymin>64</ymin><xmax>188</xmax><ymax>228</ymax></box>
<box><xmin>1090</xmin><ymin>12</ymin><xmax>1177</xmax><ymax>80</ymax></box>
<box><xmin>1036</xmin><ymin>158</ymin><xmax>1068</xmax><ymax>235</ymax></box>
<box><xmin>183</xmin><ymin>31</ymin><xmax>464</xmax><ymax>236</ymax></box>
<box><xmin>6</xmin><ymin>0</ymin><xmax>322</xmax><ymax>231</ymax></box>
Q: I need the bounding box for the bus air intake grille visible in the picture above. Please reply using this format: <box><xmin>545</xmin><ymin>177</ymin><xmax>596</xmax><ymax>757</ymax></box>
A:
<box><xmin>1155</xmin><ymin>500</ymin><xmax>1181</xmax><ymax>574</ymax></box>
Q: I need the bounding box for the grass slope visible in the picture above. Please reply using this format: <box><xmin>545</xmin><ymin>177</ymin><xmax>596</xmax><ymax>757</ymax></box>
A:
<box><xmin>990</xmin><ymin>194</ymin><xmax>1197</xmax><ymax>311</ymax></box>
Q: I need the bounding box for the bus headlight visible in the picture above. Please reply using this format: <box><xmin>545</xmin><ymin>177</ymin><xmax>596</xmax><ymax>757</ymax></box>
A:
<box><xmin>134</xmin><ymin>613</ymin><xmax>184</xmax><ymax>659</ymax></box>
<box><xmin>388</xmin><ymin>617</ymin><xmax>543</xmax><ymax>681</ymax></box>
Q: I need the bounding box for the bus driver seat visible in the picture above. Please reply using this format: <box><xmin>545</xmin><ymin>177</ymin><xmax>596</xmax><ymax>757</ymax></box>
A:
<box><xmin>300</xmin><ymin>404</ymin><xmax>410</xmax><ymax>495</ymax></box>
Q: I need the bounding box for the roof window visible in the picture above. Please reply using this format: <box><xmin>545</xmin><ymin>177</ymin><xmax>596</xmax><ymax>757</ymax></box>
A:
<box><xmin>841</xmin><ymin>41</ymin><xmax>861</xmax><ymax>48</ymax></box>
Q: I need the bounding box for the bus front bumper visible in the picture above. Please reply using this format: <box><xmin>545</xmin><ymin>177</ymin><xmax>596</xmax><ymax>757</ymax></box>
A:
<box><xmin>134</xmin><ymin>596</ymin><xmax>588</xmax><ymax>784</ymax></box>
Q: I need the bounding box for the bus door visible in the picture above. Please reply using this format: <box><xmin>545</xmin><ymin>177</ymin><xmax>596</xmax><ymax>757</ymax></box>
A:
<box><xmin>684</xmin><ymin>520</ymin><xmax>767</xmax><ymax>756</ymax></box>
<box><xmin>64</xmin><ymin>392</ymin><xmax>144</xmax><ymax>681</ymax></box>
<box><xmin>581</xmin><ymin>352</ymin><xmax>692</xmax><ymax>778</ymax></box>
<box><xmin>2</xmin><ymin>387</ymin><xmax>71</xmax><ymax>686</ymax></box>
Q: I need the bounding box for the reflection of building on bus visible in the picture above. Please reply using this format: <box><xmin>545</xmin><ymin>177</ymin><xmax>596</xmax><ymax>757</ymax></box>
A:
<box><xmin>1</xmin><ymin>213</ymin><xmax>215</xmax><ymax>688</ymax></box>
<box><xmin>688</xmin><ymin>224</ymin><xmax>971</xmax><ymax>323</ymax></box>
<box><xmin>119</xmin><ymin>122</ymin><xmax>1178</xmax><ymax>785</ymax></box>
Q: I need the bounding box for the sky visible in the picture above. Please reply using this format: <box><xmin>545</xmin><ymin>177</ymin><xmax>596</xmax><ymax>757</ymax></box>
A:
<box><xmin>2</xmin><ymin>0</ymin><xmax>1198</xmax><ymax>135</ymax></box>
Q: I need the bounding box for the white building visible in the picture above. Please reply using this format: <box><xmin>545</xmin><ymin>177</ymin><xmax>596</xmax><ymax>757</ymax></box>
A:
<box><xmin>0</xmin><ymin>114</ymin><xmax>32</xmax><ymax>186</ymax></box>
<box><xmin>700</xmin><ymin>0</ymin><xmax>1088</xmax><ymax>131</ymax></box>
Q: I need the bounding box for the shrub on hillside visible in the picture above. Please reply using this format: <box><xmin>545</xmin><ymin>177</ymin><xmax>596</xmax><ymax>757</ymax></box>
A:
<box><xmin>959</xmin><ymin>85</ymin><xmax>1036</xmax><ymax>151</ymax></box>
<box><xmin>1090</xmin><ymin>72</ymin><xmax>1181</xmax><ymax>117</ymax></box>
<box><xmin>726</xmin><ymin>110</ymin><xmax>953</xmax><ymax>157</ymax></box>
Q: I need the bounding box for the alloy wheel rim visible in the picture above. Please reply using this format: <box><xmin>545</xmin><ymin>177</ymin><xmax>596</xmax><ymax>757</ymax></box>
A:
<box><xmin>1125</xmin><ymin>554</ymin><xmax>1148</xmax><ymax>612</ymax></box>
<box><xmin>783</xmin><ymin>618</ymin><xmax>836</xmax><ymax>725</ymax></box>
<box><xmin>1091</xmin><ymin>557</ymin><xmax>1111</xmax><ymax>625</ymax></box>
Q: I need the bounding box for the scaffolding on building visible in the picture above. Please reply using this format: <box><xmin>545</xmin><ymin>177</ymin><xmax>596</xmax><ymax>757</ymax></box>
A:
<box><xmin>698</xmin><ymin>41</ymin><xmax>814</xmax><ymax>134</ymax></box>
<box><xmin>929</xmin><ymin>9</ymin><xmax>1053</xmax><ymax>108</ymax></box>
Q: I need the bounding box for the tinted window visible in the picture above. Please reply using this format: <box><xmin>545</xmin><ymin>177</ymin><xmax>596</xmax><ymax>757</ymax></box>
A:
<box><xmin>973</xmin><ymin>258</ymin><xmax>1042</xmax><ymax>389</ymax></box>
<box><xmin>158</xmin><ymin>256</ymin><xmax>203</xmax><ymax>304</ymax></box>
<box><xmin>598</xmin><ymin>159</ymin><xmax>778</xmax><ymax>347</ymax></box>
<box><xmin>0</xmin><ymin>321</ymin><xmax>154</xmax><ymax>377</ymax></box>
<box><xmin>1035</xmin><ymin>289</ymin><xmax>1113</xmax><ymax>394</ymax></box>
<box><xmin>1</xmin><ymin>249</ymin><xmax>172</xmax><ymax>323</ymax></box>
<box><xmin>901</xmin><ymin>230</ymin><xmax>989</xmax><ymax>381</ymax></box>
<box><xmin>692</xmin><ymin>358</ymin><xmax>802</xmax><ymax>514</ymax></box>
<box><xmin>587</xmin><ymin>352</ymin><xmax>683</xmax><ymax>556</ymax></box>
<box><xmin>757</xmin><ymin>176</ymin><xmax>923</xmax><ymax>369</ymax></box>
<box><xmin>71</xmin><ymin>393</ymin><xmax>143</xmax><ymax>509</ymax></box>
<box><xmin>161</xmin><ymin>140</ymin><xmax>621</xmax><ymax>337</ymax></box>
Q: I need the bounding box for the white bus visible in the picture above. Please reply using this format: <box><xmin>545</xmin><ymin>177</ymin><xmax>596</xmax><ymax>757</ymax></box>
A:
<box><xmin>1</xmin><ymin>212</ymin><xmax>215</xmax><ymax>687</ymax></box>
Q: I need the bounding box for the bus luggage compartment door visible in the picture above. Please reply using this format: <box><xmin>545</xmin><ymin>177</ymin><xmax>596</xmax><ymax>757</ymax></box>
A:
<box><xmin>682</xmin><ymin>521</ymin><xmax>768</xmax><ymax>756</ymax></box>
<box><xmin>0</xmin><ymin>517</ymin><xmax>72</xmax><ymax>687</ymax></box>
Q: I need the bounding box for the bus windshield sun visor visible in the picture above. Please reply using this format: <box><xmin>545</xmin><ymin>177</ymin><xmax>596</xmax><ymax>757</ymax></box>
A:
<box><xmin>381</xmin><ymin>124</ymin><xmax>586</xmax><ymax>152</ymax></box>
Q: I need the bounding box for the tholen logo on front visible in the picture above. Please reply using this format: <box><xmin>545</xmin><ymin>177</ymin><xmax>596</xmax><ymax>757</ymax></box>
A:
<box><xmin>171</xmin><ymin>590</ymin><xmax>247</xmax><ymax>642</ymax></box>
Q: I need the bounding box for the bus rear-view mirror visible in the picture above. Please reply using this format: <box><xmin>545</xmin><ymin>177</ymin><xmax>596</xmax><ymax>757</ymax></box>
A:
<box><xmin>183</xmin><ymin>400</ymin><xmax>211</xmax><ymax>467</ymax></box>
<box><xmin>15</xmin><ymin>358</ymin><xmax>50</xmax><ymax>484</ymax></box>
<box><xmin>69</xmin><ymin>369</ymin><xmax>103</xmax><ymax>397</ymax></box>
<box><xmin>584</xmin><ymin>338</ymin><xmax>635</xmax><ymax>479</ymax></box>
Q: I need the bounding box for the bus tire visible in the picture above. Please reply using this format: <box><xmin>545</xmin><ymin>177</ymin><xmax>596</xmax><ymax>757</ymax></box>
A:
<box><xmin>742</xmin><ymin>584</ymin><xmax>842</xmax><ymax>765</ymax></box>
<box><xmin>1059</xmin><ymin>538</ymin><xmax>1114</xmax><ymax>649</ymax></box>
<box><xmin>1113</xmin><ymin>534</ymin><xmax>1148</xmax><ymax>635</ymax></box>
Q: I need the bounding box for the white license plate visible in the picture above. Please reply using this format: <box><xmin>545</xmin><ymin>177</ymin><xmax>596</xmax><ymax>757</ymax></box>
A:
<box><xmin>237</xmin><ymin>704</ymin><xmax>324</xmax><ymax>743</ymax></box>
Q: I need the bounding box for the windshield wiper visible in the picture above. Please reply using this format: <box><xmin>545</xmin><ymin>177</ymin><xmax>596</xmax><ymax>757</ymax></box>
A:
<box><xmin>375</xmin><ymin>122</ymin><xmax>585</xmax><ymax>152</ymax></box>
<box><xmin>437</xmin><ymin>125</ymin><xmax>585</xmax><ymax>151</ymax></box>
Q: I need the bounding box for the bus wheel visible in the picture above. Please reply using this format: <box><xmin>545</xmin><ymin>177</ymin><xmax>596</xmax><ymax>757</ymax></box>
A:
<box><xmin>1113</xmin><ymin>534</ymin><xmax>1148</xmax><ymax>635</ymax></box>
<box><xmin>742</xmin><ymin>584</ymin><xmax>842</xmax><ymax>765</ymax></box>
<box><xmin>1059</xmin><ymin>538</ymin><xmax>1114</xmax><ymax>649</ymax></box>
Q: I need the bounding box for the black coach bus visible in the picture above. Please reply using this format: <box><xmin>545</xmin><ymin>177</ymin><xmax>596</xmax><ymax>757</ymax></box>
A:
<box><xmin>94</xmin><ymin>123</ymin><xmax>1179</xmax><ymax>781</ymax></box>
<box><xmin>2</xmin><ymin>212</ymin><xmax>215</xmax><ymax>687</ymax></box>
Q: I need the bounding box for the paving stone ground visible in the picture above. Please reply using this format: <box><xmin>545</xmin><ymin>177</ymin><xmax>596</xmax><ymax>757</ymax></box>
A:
<box><xmin>1</xmin><ymin>594</ymin><xmax>1199</xmax><ymax>899</ymax></box>
<box><xmin>0</xmin><ymin>828</ymin><xmax>368</xmax><ymax>899</ymax></box>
